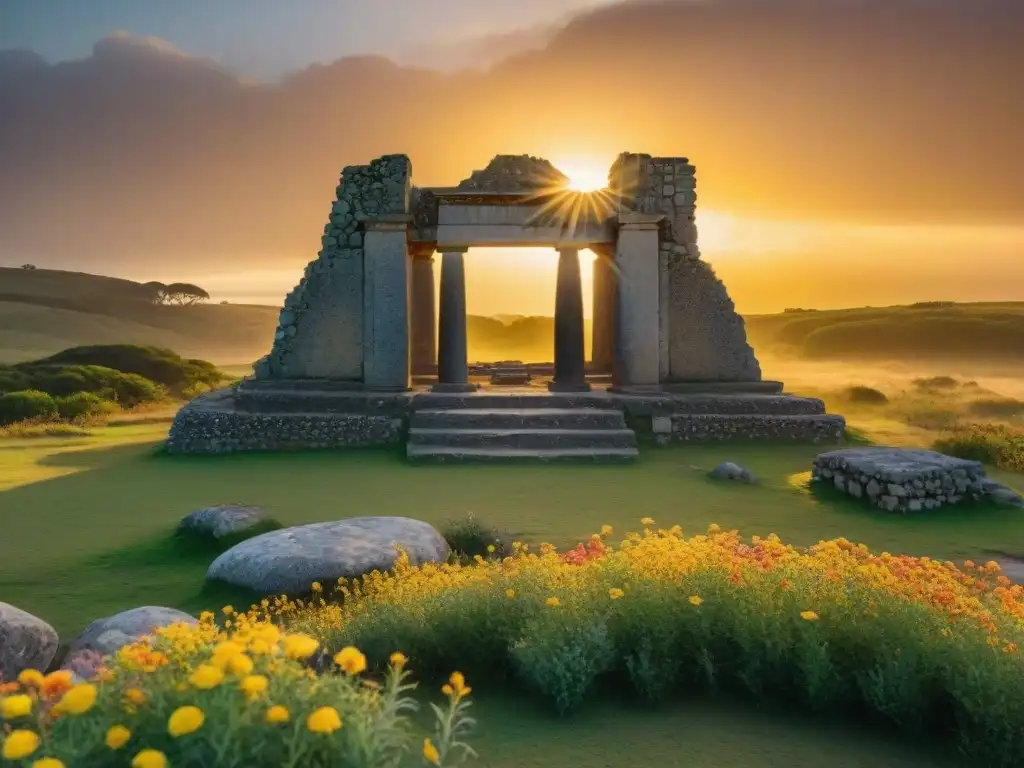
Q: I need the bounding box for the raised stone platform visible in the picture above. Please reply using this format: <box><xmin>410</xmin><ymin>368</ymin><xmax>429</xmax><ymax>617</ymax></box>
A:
<box><xmin>166</xmin><ymin>380</ymin><xmax>846</xmax><ymax>456</ymax></box>
<box><xmin>812</xmin><ymin>448</ymin><xmax>988</xmax><ymax>512</ymax></box>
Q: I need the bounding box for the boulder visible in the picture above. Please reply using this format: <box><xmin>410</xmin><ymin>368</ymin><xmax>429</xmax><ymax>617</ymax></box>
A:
<box><xmin>982</xmin><ymin>480</ymin><xmax>1024</xmax><ymax>508</ymax></box>
<box><xmin>68</xmin><ymin>606</ymin><xmax>197</xmax><ymax>657</ymax></box>
<box><xmin>178</xmin><ymin>503</ymin><xmax>269</xmax><ymax>541</ymax></box>
<box><xmin>708</xmin><ymin>461</ymin><xmax>758</xmax><ymax>483</ymax></box>
<box><xmin>206</xmin><ymin>516</ymin><xmax>451</xmax><ymax>595</ymax></box>
<box><xmin>0</xmin><ymin>602</ymin><xmax>59</xmax><ymax>680</ymax></box>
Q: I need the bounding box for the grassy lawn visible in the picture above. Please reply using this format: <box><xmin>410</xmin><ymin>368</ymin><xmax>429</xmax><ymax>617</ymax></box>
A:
<box><xmin>1</xmin><ymin>420</ymin><xmax>1021</xmax><ymax>767</ymax></box>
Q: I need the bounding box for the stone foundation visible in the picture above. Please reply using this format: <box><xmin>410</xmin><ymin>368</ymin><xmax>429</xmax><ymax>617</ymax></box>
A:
<box><xmin>166</xmin><ymin>390</ymin><xmax>404</xmax><ymax>454</ymax></box>
<box><xmin>811</xmin><ymin>448</ymin><xmax>987</xmax><ymax>512</ymax></box>
<box><xmin>665</xmin><ymin>413</ymin><xmax>845</xmax><ymax>443</ymax></box>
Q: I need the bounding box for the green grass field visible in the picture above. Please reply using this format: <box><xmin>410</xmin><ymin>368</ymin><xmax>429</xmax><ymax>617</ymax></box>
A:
<box><xmin>4</xmin><ymin>422</ymin><xmax>1004</xmax><ymax>766</ymax></box>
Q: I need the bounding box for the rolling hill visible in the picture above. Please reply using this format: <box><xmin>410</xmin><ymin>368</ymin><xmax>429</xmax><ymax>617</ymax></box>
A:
<box><xmin>1</xmin><ymin>268</ymin><xmax>1022</xmax><ymax>367</ymax></box>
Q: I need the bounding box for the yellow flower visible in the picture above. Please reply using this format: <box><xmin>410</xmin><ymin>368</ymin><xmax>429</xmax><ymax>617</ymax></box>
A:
<box><xmin>228</xmin><ymin>653</ymin><xmax>254</xmax><ymax>676</ymax></box>
<box><xmin>188</xmin><ymin>664</ymin><xmax>224</xmax><ymax>689</ymax></box>
<box><xmin>800</xmin><ymin>611</ymin><xmax>820</xmax><ymax>622</ymax></box>
<box><xmin>222</xmin><ymin>605</ymin><xmax>235</xmax><ymax>615</ymax></box>
<box><xmin>334</xmin><ymin>646</ymin><xmax>367</xmax><ymax>676</ymax></box>
<box><xmin>168</xmin><ymin>705</ymin><xmax>205</xmax><ymax>737</ymax></box>
<box><xmin>57</xmin><ymin>683</ymin><xmax>97</xmax><ymax>715</ymax></box>
<box><xmin>609</xmin><ymin>588</ymin><xmax>625</xmax><ymax>600</ymax></box>
<box><xmin>448</xmin><ymin>671</ymin><xmax>471</xmax><ymax>699</ymax></box>
<box><xmin>505</xmin><ymin>589</ymin><xmax>516</xmax><ymax>599</ymax></box>
<box><xmin>2</xmin><ymin>729</ymin><xmax>41</xmax><ymax>760</ymax></box>
<box><xmin>17</xmin><ymin>669</ymin><xmax>44</xmax><ymax>688</ymax></box>
<box><xmin>306</xmin><ymin>706</ymin><xmax>343</xmax><ymax>733</ymax></box>
<box><xmin>311</xmin><ymin>582</ymin><xmax>322</xmax><ymax>592</ymax></box>
<box><xmin>600</xmin><ymin>525</ymin><xmax>613</xmax><ymax>536</ymax></box>
<box><xmin>105</xmin><ymin>725</ymin><xmax>132</xmax><ymax>750</ymax></box>
<box><xmin>640</xmin><ymin>517</ymin><xmax>655</xmax><ymax>526</ymax></box>
<box><xmin>125</xmin><ymin>688</ymin><xmax>147</xmax><ymax>706</ymax></box>
<box><xmin>281</xmin><ymin>633</ymin><xmax>319</xmax><ymax>659</ymax></box>
<box><xmin>265</xmin><ymin>705</ymin><xmax>290</xmax><ymax>724</ymax></box>
<box><xmin>389</xmin><ymin>652</ymin><xmax>408</xmax><ymax>669</ymax></box>
<box><xmin>688</xmin><ymin>595</ymin><xmax>703</xmax><ymax>607</ymax></box>
<box><xmin>131</xmin><ymin>749</ymin><xmax>168</xmax><ymax>768</ymax></box>
<box><xmin>239</xmin><ymin>675</ymin><xmax>268</xmax><ymax>696</ymax></box>
<box><xmin>708</xmin><ymin>523</ymin><xmax>721</xmax><ymax>533</ymax></box>
<box><xmin>486</xmin><ymin>544</ymin><xmax>496</xmax><ymax>554</ymax></box>
<box><xmin>545</xmin><ymin>596</ymin><xmax>560</xmax><ymax>608</ymax></box>
<box><xmin>1</xmin><ymin>694</ymin><xmax>33</xmax><ymax>719</ymax></box>
<box><xmin>31</xmin><ymin>758</ymin><xmax>65</xmax><ymax>768</ymax></box>
<box><xmin>423</xmin><ymin>737</ymin><xmax>441</xmax><ymax>765</ymax></box>
<box><xmin>40</xmin><ymin>671</ymin><xmax>73</xmax><ymax>698</ymax></box>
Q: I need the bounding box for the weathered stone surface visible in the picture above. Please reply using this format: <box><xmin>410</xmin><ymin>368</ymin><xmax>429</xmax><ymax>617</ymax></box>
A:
<box><xmin>166</xmin><ymin>389</ymin><xmax>404</xmax><ymax>454</ymax></box>
<box><xmin>206</xmin><ymin>517</ymin><xmax>451</xmax><ymax>594</ymax></box>
<box><xmin>982</xmin><ymin>479</ymin><xmax>1024</xmax><ymax>507</ymax></box>
<box><xmin>0</xmin><ymin>602</ymin><xmax>59</xmax><ymax>680</ymax></box>
<box><xmin>709</xmin><ymin>461</ymin><xmax>758</xmax><ymax>483</ymax></box>
<box><xmin>812</xmin><ymin>447</ymin><xmax>988</xmax><ymax>512</ymax></box>
<box><xmin>69</xmin><ymin>606</ymin><xmax>197</xmax><ymax>657</ymax></box>
<box><xmin>255</xmin><ymin>154</ymin><xmax>411</xmax><ymax>381</ymax></box>
<box><xmin>178</xmin><ymin>504</ymin><xmax>269</xmax><ymax>540</ymax></box>
<box><xmin>671</xmin><ymin>413</ymin><xmax>845</xmax><ymax>443</ymax></box>
<box><xmin>457</xmin><ymin>155</ymin><xmax>568</xmax><ymax>192</ymax></box>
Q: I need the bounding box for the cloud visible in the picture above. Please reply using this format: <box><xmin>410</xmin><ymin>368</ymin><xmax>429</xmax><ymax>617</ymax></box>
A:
<box><xmin>0</xmin><ymin>0</ymin><xmax>1021</xmax><ymax>276</ymax></box>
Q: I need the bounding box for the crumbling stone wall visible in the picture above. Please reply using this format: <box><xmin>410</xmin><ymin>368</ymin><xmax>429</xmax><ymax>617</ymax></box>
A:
<box><xmin>255</xmin><ymin>155</ymin><xmax>411</xmax><ymax>380</ymax></box>
<box><xmin>610</xmin><ymin>153</ymin><xmax>761</xmax><ymax>383</ymax></box>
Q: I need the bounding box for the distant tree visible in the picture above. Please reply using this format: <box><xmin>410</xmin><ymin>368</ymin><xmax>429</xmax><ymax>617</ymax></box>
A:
<box><xmin>20</xmin><ymin>263</ymin><xmax>36</xmax><ymax>270</ymax></box>
<box><xmin>141</xmin><ymin>281</ymin><xmax>168</xmax><ymax>305</ymax></box>
<box><xmin>220</xmin><ymin>300</ymin><xmax>230</xmax><ymax>305</ymax></box>
<box><xmin>162</xmin><ymin>282</ymin><xmax>210</xmax><ymax>306</ymax></box>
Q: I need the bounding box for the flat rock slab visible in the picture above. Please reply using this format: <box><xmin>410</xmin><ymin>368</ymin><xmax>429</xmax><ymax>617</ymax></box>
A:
<box><xmin>0</xmin><ymin>602</ymin><xmax>59</xmax><ymax>680</ymax></box>
<box><xmin>178</xmin><ymin>504</ymin><xmax>269</xmax><ymax>540</ymax></box>
<box><xmin>69</xmin><ymin>606</ymin><xmax>197</xmax><ymax>657</ymax></box>
<box><xmin>815</xmin><ymin>448</ymin><xmax>983</xmax><ymax>481</ymax></box>
<box><xmin>206</xmin><ymin>516</ymin><xmax>451</xmax><ymax>595</ymax></box>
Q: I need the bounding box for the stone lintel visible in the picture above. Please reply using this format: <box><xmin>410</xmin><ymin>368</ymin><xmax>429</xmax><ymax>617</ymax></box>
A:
<box><xmin>437</xmin><ymin>245</ymin><xmax>470</xmax><ymax>254</ymax></box>
<box><xmin>364</xmin><ymin>214</ymin><xmax>412</xmax><ymax>231</ymax></box>
<box><xmin>618</xmin><ymin>212</ymin><xmax>665</xmax><ymax>229</ymax></box>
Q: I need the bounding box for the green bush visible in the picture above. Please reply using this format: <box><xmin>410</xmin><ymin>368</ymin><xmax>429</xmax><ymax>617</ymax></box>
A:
<box><xmin>0</xmin><ymin>365</ymin><xmax>31</xmax><ymax>393</ymax></box>
<box><xmin>914</xmin><ymin>376</ymin><xmax>959</xmax><ymax>390</ymax></box>
<box><xmin>934</xmin><ymin>424</ymin><xmax>1024</xmax><ymax>472</ymax></box>
<box><xmin>967</xmin><ymin>399</ymin><xmax>1024</xmax><ymax>419</ymax></box>
<box><xmin>54</xmin><ymin>392</ymin><xmax>116</xmax><ymax>422</ymax></box>
<box><xmin>441</xmin><ymin>514</ymin><xmax>512</xmax><ymax>561</ymax></box>
<box><xmin>844</xmin><ymin>386</ymin><xmax>889</xmax><ymax>405</ymax></box>
<box><xmin>22</xmin><ymin>364</ymin><xmax>166</xmax><ymax>408</ymax></box>
<box><xmin>0</xmin><ymin>390</ymin><xmax>58</xmax><ymax>426</ymax></box>
<box><xmin>28</xmin><ymin>345</ymin><xmax>224</xmax><ymax>397</ymax></box>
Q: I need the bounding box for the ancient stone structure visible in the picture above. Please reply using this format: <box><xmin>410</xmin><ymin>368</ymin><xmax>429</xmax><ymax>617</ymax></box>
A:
<box><xmin>168</xmin><ymin>152</ymin><xmax>847</xmax><ymax>460</ymax></box>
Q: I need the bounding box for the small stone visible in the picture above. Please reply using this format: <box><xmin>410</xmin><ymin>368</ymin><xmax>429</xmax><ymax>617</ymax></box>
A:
<box><xmin>178</xmin><ymin>504</ymin><xmax>270</xmax><ymax>541</ymax></box>
<box><xmin>865</xmin><ymin>479</ymin><xmax>882</xmax><ymax>498</ymax></box>
<box><xmin>708</xmin><ymin>462</ymin><xmax>757</xmax><ymax>483</ymax></box>
<box><xmin>879</xmin><ymin>495</ymin><xmax>900</xmax><ymax>511</ymax></box>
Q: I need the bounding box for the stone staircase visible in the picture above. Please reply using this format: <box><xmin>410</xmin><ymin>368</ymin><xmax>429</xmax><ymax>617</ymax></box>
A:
<box><xmin>406</xmin><ymin>393</ymin><xmax>638</xmax><ymax>463</ymax></box>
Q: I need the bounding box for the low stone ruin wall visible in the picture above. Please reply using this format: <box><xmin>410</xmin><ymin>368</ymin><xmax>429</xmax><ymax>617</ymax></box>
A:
<box><xmin>666</xmin><ymin>413</ymin><xmax>846</xmax><ymax>444</ymax></box>
<box><xmin>812</xmin><ymin>448</ymin><xmax>987</xmax><ymax>512</ymax></box>
<box><xmin>165</xmin><ymin>390</ymin><xmax>404</xmax><ymax>454</ymax></box>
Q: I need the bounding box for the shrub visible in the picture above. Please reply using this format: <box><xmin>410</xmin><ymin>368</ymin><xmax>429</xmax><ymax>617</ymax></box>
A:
<box><xmin>54</xmin><ymin>392</ymin><xmax>117</xmax><ymax>422</ymax></box>
<box><xmin>967</xmin><ymin>398</ymin><xmax>1024</xmax><ymax>419</ymax></box>
<box><xmin>844</xmin><ymin>386</ymin><xmax>889</xmax><ymax>405</ymax></box>
<box><xmin>900</xmin><ymin>407</ymin><xmax>960</xmax><ymax>431</ymax></box>
<box><xmin>28</xmin><ymin>345</ymin><xmax>224</xmax><ymax>397</ymax></box>
<box><xmin>20</xmin><ymin>364</ymin><xmax>167</xmax><ymax>408</ymax></box>
<box><xmin>0</xmin><ymin>626</ymin><xmax>476</xmax><ymax>768</ymax></box>
<box><xmin>441</xmin><ymin>514</ymin><xmax>512</xmax><ymax>561</ymax></box>
<box><xmin>913</xmin><ymin>376</ymin><xmax>959</xmax><ymax>390</ymax></box>
<box><xmin>0</xmin><ymin>366</ymin><xmax>31</xmax><ymax>393</ymax></box>
<box><xmin>273</xmin><ymin>524</ymin><xmax>1024</xmax><ymax>767</ymax></box>
<box><xmin>935</xmin><ymin>423</ymin><xmax>1024</xmax><ymax>472</ymax></box>
<box><xmin>0</xmin><ymin>421</ymin><xmax>93</xmax><ymax>438</ymax></box>
<box><xmin>0</xmin><ymin>390</ymin><xmax>58</xmax><ymax>426</ymax></box>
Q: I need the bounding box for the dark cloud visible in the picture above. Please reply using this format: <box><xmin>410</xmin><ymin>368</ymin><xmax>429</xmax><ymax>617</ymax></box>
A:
<box><xmin>0</xmin><ymin>0</ymin><xmax>1021</xmax><ymax>274</ymax></box>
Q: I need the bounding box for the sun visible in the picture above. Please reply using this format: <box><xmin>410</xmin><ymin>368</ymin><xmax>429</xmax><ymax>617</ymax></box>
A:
<box><xmin>553</xmin><ymin>159</ymin><xmax>609</xmax><ymax>192</ymax></box>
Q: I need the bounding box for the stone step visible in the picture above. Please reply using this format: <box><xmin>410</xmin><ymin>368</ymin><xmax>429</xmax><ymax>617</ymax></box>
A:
<box><xmin>411</xmin><ymin>407</ymin><xmax>626</xmax><ymax>430</ymax></box>
<box><xmin>413</xmin><ymin>393</ymin><xmax>616</xmax><ymax>410</ymax></box>
<box><xmin>406</xmin><ymin>445</ymin><xmax>639</xmax><ymax>463</ymax></box>
<box><xmin>408</xmin><ymin>427</ymin><xmax>637</xmax><ymax>449</ymax></box>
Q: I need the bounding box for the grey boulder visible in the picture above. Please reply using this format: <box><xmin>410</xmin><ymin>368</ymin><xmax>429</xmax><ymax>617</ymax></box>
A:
<box><xmin>983</xmin><ymin>480</ymin><xmax>1024</xmax><ymax>508</ymax></box>
<box><xmin>68</xmin><ymin>606</ymin><xmax>198</xmax><ymax>656</ymax></box>
<box><xmin>708</xmin><ymin>461</ymin><xmax>758</xmax><ymax>484</ymax></box>
<box><xmin>178</xmin><ymin>503</ymin><xmax>269</xmax><ymax>540</ymax></box>
<box><xmin>206</xmin><ymin>516</ymin><xmax>451</xmax><ymax>595</ymax></box>
<box><xmin>0</xmin><ymin>602</ymin><xmax>59</xmax><ymax>680</ymax></box>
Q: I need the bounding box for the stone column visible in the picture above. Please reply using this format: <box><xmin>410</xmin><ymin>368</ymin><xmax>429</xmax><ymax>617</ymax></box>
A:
<box><xmin>362</xmin><ymin>215</ymin><xmax>412</xmax><ymax>391</ymax></box>
<box><xmin>590</xmin><ymin>246</ymin><xmax>615</xmax><ymax>374</ymax></box>
<box><xmin>549</xmin><ymin>247</ymin><xmax>591</xmax><ymax>392</ymax></box>
<box><xmin>410</xmin><ymin>249</ymin><xmax>437</xmax><ymax>375</ymax></box>
<box><xmin>611</xmin><ymin>213</ymin><xmax>663</xmax><ymax>392</ymax></box>
<box><xmin>433</xmin><ymin>247</ymin><xmax>475</xmax><ymax>393</ymax></box>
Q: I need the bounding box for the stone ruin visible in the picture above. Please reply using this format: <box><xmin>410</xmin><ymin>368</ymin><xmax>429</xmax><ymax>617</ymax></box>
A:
<box><xmin>167</xmin><ymin>152</ymin><xmax>846</xmax><ymax>459</ymax></box>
